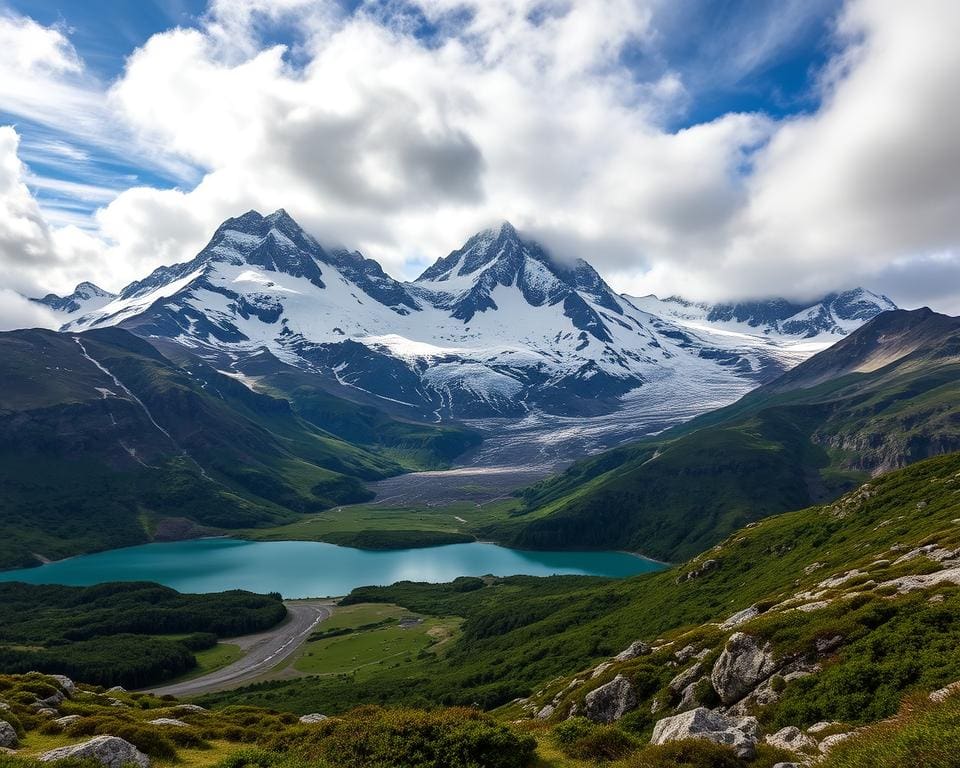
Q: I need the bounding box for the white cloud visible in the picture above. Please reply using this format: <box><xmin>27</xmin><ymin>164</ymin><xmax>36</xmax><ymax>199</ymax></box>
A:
<box><xmin>0</xmin><ymin>288</ymin><xmax>60</xmax><ymax>331</ymax></box>
<box><xmin>0</xmin><ymin>0</ymin><xmax>959</xmax><ymax>314</ymax></box>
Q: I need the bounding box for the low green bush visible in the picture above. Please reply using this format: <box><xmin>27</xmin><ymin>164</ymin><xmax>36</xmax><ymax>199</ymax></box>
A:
<box><xmin>268</xmin><ymin>706</ymin><xmax>535</xmax><ymax>768</ymax></box>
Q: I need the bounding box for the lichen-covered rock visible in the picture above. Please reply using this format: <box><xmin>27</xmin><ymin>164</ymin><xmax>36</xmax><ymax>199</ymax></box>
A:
<box><xmin>590</xmin><ymin>661</ymin><xmax>614</xmax><ymax>679</ymax></box>
<box><xmin>54</xmin><ymin>715</ymin><xmax>81</xmax><ymax>727</ymax></box>
<box><xmin>48</xmin><ymin>676</ymin><xmax>76</xmax><ymax>696</ymax></box>
<box><xmin>298</xmin><ymin>713</ymin><xmax>328</xmax><ymax>724</ymax></box>
<box><xmin>720</xmin><ymin>606</ymin><xmax>760</xmax><ymax>630</ymax></box>
<box><xmin>650</xmin><ymin>707</ymin><xmax>760</xmax><ymax>759</ymax></box>
<box><xmin>668</xmin><ymin>662</ymin><xmax>705</xmax><ymax>695</ymax></box>
<box><xmin>675</xmin><ymin>677</ymin><xmax>707</xmax><ymax>712</ymax></box>
<box><xmin>535</xmin><ymin>704</ymin><xmax>555</xmax><ymax>720</ymax></box>
<box><xmin>679</xmin><ymin>559</ymin><xmax>718</xmax><ymax>582</ymax></box>
<box><xmin>0</xmin><ymin>721</ymin><xmax>18</xmax><ymax>749</ymax></box>
<box><xmin>173</xmin><ymin>704</ymin><xmax>207</xmax><ymax>714</ymax></box>
<box><xmin>765</xmin><ymin>726</ymin><xmax>817</xmax><ymax>752</ymax></box>
<box><xmin>39</xmin><ymin>736</ymin><xmax>150</xmax><ymax>768</ymax></box>
<box><xmin>711</xmin><ymin>633</ymin><xmax>779</xmax><ymax>705</ymax></box>
<box><xmin>148</xmin><ymin>718</ymin><xmax>187</xmax><ymax>727</ymax></box>
<box><xmin>807</xmin><ymin>721</ymin><xmax>837</xmax><ymax>734</ymax></box>
<box><xmin>930</xmin><ymin>680</ymin><xmax>960</xmax><ymax>703</ymax></box>
<box><xmin>584</xmin><ymin>674</ymin><xmax>637</xmax><ymax>723</ymax></box>
<box><xmin>615</xmin><ymin>641</ymin><xmax>651</xmax><ymax>662</ymax></box>
<box><xmin>819</xmin><ymin>732</ymin><xmax>854</xmax><ymax>753</ymax></box>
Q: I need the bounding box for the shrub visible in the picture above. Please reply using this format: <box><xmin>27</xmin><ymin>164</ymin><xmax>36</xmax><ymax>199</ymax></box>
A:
<box><xmin>109</xmin><ymin>725</ymin><xmax>177</xmax><ymax>760</ymax></box>
<box><xmin>564</xmin><ymin>725</ymin><xmax>639</xmax><ymax>761</ymax></box>
<box><xmin>553</xmin><ymin>717</ymin><xmax>597</xmax><ymax>747</ymax></box>
<box><xmin>693</xmin><ymin>677</ymin><xmax>721</xmax><ymax>707</ymax></box>
<box><xmin>616</xmin><ymin>739</ymin><xmax>746</xmax><ymax>768</ymax></box>
<box><xmin>269</xmin><ymin>706</ymin><xmax>535</xmax><ymax>768</ymax></box>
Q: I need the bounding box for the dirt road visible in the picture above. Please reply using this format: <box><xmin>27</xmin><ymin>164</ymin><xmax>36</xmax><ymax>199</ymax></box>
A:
<box><xmin>146</xmin><ymin>599</ymin><xmax>333</xmax><ymax>697</ymax></box>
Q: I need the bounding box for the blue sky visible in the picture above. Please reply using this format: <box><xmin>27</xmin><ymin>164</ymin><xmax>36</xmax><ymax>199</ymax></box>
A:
<box><xmin>1</xmin><ymin>0</ymin><xmax>959</xmax><ymax>316</ymax></box>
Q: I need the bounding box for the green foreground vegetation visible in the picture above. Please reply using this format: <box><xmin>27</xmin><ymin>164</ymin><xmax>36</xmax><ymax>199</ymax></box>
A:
<box><xmin>0</xmin><ymin>583</ymin><xmax>285</xmax><ymax>688</ymax></box>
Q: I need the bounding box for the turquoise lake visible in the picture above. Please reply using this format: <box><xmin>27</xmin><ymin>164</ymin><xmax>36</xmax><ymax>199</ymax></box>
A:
<box><xmin>0</xmin><ymin>539</ymin><xmax>664</xmax><ymax>598</ymax></box>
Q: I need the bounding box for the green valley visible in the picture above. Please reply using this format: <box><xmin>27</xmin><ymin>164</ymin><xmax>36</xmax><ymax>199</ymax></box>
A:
<box><xmin>0</xmin><ymin>328</ymin><xmax>479</xmax><ymax>569</ymax></box>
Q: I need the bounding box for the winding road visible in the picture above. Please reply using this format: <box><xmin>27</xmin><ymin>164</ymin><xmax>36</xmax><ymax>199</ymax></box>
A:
<box><xmin>146</xmin><ymin>599</ymin><xmax>333</xmax><ymax>697</ymax></box>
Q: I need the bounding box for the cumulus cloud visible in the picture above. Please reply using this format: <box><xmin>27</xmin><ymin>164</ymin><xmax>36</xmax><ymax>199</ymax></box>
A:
<box><xmin>0</xmin><ymin>288</ymin><xmax>60</xmax><ymax>331</ymax></box>
<box><xmin>1</xmin><ymin>0</ymin><xmax>959</xmax><ymax>313</ymax></box>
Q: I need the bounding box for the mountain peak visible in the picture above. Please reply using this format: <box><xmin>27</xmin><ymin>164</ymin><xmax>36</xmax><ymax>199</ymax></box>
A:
<box><xmin>73</xmin><ymin>281</ymin><xmax>113</xmax><ymax>298</ymax></box>
<box><xmin>32</xmin><ymin>281</ymin><xmax>117</xmax><ymax>314</ymax></box>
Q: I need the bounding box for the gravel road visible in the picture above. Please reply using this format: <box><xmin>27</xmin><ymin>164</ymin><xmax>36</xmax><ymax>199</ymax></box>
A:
<box><xmin>145</xmin><ymin>599</ymin><xmax>333</xmax><ymax>697</ymax></box>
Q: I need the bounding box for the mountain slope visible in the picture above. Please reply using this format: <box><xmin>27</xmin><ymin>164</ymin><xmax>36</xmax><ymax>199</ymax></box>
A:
<box><xmin>630</xmin><ymin>288</ymin><xmax>897</xmax><ymax>340</ymax></box>
<box><xmin>0</xmin><ymin>327</ymin><xmax>472</xmax><ymax>569</ymax></box>
<box><xmin>492</xmin><ymin>308</ymin><xmax>960</xmax><ymax>561</ymax></box>
<box><xmin>58</xmin><ymin>210</ymin><xmax>894</xmax><ymax>423</ymax></box>
<box><xmin>203</xmin><ymin>449</ymin><xmax>960</xmax><ymax>744</ymax></box>
<box><xmin>31</xmin><ymin>281</ymin><xmax>116</xmax><ymax>316</ymax></box>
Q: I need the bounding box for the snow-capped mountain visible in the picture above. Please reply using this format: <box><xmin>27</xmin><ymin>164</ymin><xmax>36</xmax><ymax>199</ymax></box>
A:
<box><xmin>628</xmin><ymin>290</ymin><xmax>897</xmax><ymax>340</ymax></box>
<box><xmin>59</xmin><ymin>210</ymin><xmax>895</xmax><ymax>421</ymax></box>
<box><xmin>32</xmin><ymin>281</ymin><xmax>116</xmax><ymax>316</ymax></box>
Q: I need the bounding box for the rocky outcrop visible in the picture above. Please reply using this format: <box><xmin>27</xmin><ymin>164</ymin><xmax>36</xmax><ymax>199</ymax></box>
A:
<box><xmin>880</xmin><ymin>565</ymin><xmax>960</xmax><ymax>594</ymax></box>
<box><xmin>615</xmin><ymin>640</ymin><xmax>651</xmax><ymax>662</ymax></box>
<box><xmin>668</xmin><ymin>662</ymin><xmax>705</xmax><ymax>696</ymax></box>
<box><xmin>39</xmin><ymin>736</ymin><xmax>150</xmax><ymax>768</ymax></box>
<box><xmin>590</xmin><ymin>662</ymin><xmax>614</xmax><ymax>679</ymax></box>
<box><xmin>583</xmin><ymin>674</ymin><xmax>637</xmax><ymax>723</ymax></box>
<box><xmin>678</xmin><ymin>559</ymin><xmax>718</xmax><ymax>583</ymax></box>
<box><xmin>650</xmin><ymin>707</ymin><xmax>761</xmax><ymax>759</ymax></box>
<box><xmin>148</xmin><ymin>718</ymin><xmax>187</xmax><ymax>727</ymax></box>
<box><xmin>765</xmin><ymin>726</ymin><xmax>817</xmax><ymax>752</ymax></box>
<box><xmin>711</xmin><ymin>633</ymin><xmax>779</xmax><ymax>705</ymax></box>
<box><xmin>53</xmin><ymin>715</ymin><xmax>81</xmax><ymax>728</ymax></box>
<box><xmin>298</xmin><ymin>713</ymin><xmax>328</xmax><ymax>724</ymax></box>
<box><xmin>720</xmin><ymin>606</ymin><xmax>760</xmax><ymax>630</ymax></box>
<box><xmin>172</xmin><ymin>704</ymin><xmax>207</xmax><ymax>714</ymax></box>
<box><xmin>819</xmin><ymin>732</ymin><xmax>854</xmax><ymax>753</ymax></box>
<box><xmin>930</xmin><ymin>681</ymin><xmax>960</xmax><ymax>703</ymax></box>
<box><xmin>0</xmin><ymin>721</ymin><xmax>17</xmax><ymax>748</ymax></box>
<box><xmin>48</xmin><ymin>675</ymin><xmax>76</xmax><ymax>696</ymax></box>
<box><xmin>535</xmin><ymin>705</ymin><xmax>555</xmax><ymax>720</ymax></box>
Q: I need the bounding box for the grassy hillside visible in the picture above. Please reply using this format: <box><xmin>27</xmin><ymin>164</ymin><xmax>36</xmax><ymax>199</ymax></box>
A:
<box><xmin>255</xmin><ymin>369</ymin><xmax>482</xmax><ymax>470</ymax></box>
<box><xmin>202</xmin><ymin>451</ymin><xmax>960</xmax><ymax>720</ymax></box>
<box><xmin>492</xmin><ymin>308</ymin><xmax>960</xmax><ymax>561</ymax></box>
<box><xmin>0</xmin><ymin>673</ymin><xmax>534</xmax><ymax>768</ymax></box>
<box><xmin>0</xmin><ymin>328</ymin><xmax>475</xmax><ymax>569</ymax></box>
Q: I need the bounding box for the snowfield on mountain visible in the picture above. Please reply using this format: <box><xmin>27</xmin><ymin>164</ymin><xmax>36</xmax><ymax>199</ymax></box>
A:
<box><xmin>42</xmin><ymin>210</ymin><xmax>894</xmax><ymax>426</ymax></box>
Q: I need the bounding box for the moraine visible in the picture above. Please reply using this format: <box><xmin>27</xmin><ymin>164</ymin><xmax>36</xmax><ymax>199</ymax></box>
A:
<box><xmin>0</xmin><ymin>538</ymin><xmax>664</xmax><ymax>598</ymax></box>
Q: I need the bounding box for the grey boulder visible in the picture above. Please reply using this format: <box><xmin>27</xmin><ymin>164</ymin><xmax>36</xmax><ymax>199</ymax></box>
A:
<box><xmin>584</xmin><ymin>674</ymin><xmax>637</xmax><ymax>723</ymax></box>
<box><xmin>614</xmin><ymin>641</ymin><xmax>651</xmax><ymax>662</ymax></box>
<box><xmin>765</xmin><ymin>725</ymin><xmax>817</xmax><ymax>752</ymax></box>
<box><xmin>651</xmin><ymin>707</ymin><xmax>761</xmax><ymax>759</ymax></box>
<box><xmin>711</xmin><ymin>633</ymin><xmax>779</xmax><ymax>705</ymax></box>
<box><xmin>298</xmin><ymin>713</ymin><xmax>328</xmax><ymax>724</ymax></box>
<box><xmin>0</xmin><ymin>721</ymin><xmax>17</xmax><ymax>748</ymax></box>
<box><xmin>39</xmin><ymin>736</ymin><xmax>150</xmax><ymax>768</ymax></box>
